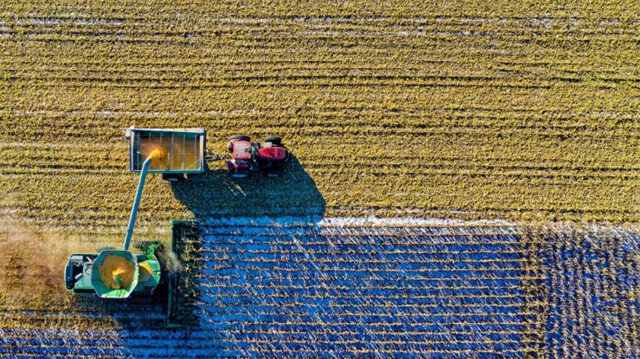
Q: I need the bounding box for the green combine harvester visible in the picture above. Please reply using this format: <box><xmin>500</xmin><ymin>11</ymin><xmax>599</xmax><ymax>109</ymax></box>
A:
<box><xmin>64</xmin><ymin>127</ymin><xmax>206</xmax><ymax>326</ymax></box>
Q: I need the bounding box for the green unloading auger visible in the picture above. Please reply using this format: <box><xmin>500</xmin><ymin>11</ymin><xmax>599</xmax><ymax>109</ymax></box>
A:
<box><xmin>123</xmin><ymin>149</ymin><xmax>167</xmax><ymax>251</ymax></box>
<box><xmin>87</xmin><ymin>149</ymin><xmax>167</xmax><ymax>299</ymax></box>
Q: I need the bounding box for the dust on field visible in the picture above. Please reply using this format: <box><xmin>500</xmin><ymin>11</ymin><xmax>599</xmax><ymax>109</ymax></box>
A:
<box><xmin>0</xmin><ymin>217</ymin><xmax>92</xmax><ymax>309</ymax></box>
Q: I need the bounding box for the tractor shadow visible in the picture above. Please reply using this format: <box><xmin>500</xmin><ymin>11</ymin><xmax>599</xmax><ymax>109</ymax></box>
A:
<box><xmin>170</xmin><ymin>154</ymin><xmax>326</xmax><ymax>221</ymax></box>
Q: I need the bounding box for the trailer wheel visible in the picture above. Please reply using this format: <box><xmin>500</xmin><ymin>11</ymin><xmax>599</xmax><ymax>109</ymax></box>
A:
<box><xmin>265</xmin><ymin>135</ymin><xmax>282</xmax><ymax>145</ymax></box>
<box><xmin>162</xmin><ymin>173</ymin><xmax>185</xmax><ymax>182</ymax></box>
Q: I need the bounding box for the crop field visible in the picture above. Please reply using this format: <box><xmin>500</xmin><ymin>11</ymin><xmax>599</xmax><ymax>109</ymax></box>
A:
<box><xmin>0</xmin><ymin>218</ymin><xmax>551</xmax><ymax>357</ymax></box>
<box><xmin>2</xmin><ymin>1</ymin><xmax>640</xmax><ymax>234</ymax></box>
<box><xmin>1</xmin><ymin>1</ymin><xmax>640</xmax><ymax>358</ymax></box>
<box><xmin>1</xmin><ymin>218</ymin><xmax>639</xmax><ymax>358</ymax></box>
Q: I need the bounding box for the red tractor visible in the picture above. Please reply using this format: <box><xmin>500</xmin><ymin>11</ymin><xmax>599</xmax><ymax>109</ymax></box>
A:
<box><xmin>226</xmin><ymin>135</ymin><xmax>290</xmax><ymax>177</ymax></box>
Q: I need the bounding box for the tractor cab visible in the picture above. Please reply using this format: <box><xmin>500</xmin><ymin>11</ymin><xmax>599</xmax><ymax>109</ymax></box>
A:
<box><xmin>231</xmin><ymin>139</ymin><xmax>253</xmax><ymax>160</ymax></box>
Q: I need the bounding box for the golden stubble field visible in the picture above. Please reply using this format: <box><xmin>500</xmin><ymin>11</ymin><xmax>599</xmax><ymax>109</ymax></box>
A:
<box><xmin>0</xmin><ymin>2</ymin><xmax>640</xmax><ymax>355</ymax></box>
<box><xmin>1</xmin><ymin>0</ymin><xmax>640</xmax><ymax>243</ymax></box>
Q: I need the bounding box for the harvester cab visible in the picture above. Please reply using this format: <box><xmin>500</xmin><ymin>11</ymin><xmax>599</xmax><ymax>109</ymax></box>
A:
<box><xmin>64</xmin><ymin>128</ymin><xmax>206</xmax><ymax>325</ymax></box>
<box><xmin>64</xmin><ymin>242</ymin><xmax>163</xmax><ymax>298</ymax></box>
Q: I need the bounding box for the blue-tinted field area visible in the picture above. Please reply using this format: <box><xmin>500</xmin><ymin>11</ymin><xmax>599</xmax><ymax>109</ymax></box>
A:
<box><xmin>538</xmin><ymin>228</ymin><xmax>640</xmax><ymax>358</ymax></box>
<box><xmin>197</xmin><ymin>219</ymin><xmax>541</xmax><ymax>357</ymax></box>
<box><xmin>1</xmin><ymin>218</ymin><xmax>639</xmax><ymax>358</ymax></box>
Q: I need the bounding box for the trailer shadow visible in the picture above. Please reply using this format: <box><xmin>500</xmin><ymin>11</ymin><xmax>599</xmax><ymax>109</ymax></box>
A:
<box><xmin>170</xmin><ymin>154</ymin><xmax>326</xmax><ymax>221</ymax></box>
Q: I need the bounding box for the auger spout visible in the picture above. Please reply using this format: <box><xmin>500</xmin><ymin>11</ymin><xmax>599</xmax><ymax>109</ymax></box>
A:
<box><xmin>123</xmin><ymin>149</ymin><xmax>166</xmax><ymax>250</ymax></box>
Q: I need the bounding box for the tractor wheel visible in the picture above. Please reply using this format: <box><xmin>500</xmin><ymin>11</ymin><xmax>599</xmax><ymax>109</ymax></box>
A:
<box><xmin>265</xmin><ymin>135</ymin><xmax>282</xmax><ymax>145</ymax></box>
<box><xmin>228</xmin><ymin>135</ymin><xmax>250</xmax><ymax>142</ymax></box>
<box><xmin>97</xmin><ymin>246</ymin><xmax>116</xmax><ymax>252</ymax></box>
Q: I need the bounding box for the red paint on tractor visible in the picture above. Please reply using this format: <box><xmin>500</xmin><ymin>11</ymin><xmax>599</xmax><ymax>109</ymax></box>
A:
<box><xmin>232</xmin><ymin>141</ymin><xmax>252</xmax><ymax>160</ymax></box>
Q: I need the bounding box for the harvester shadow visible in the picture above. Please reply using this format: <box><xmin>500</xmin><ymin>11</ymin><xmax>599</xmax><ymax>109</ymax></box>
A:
<box><xmin>69</xmin><ymin>156</ymin><xmax>325</xmax><ymax>335</ymax></box>
<box><xmin>171</xmin><ymin>154</ymin><xmax>326</xmax><ymax>221</ymax></box>
<box><xmin>164</xmin><ymin>154</ymin><xmax>326</xmax><ymax>330</ymax></box>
